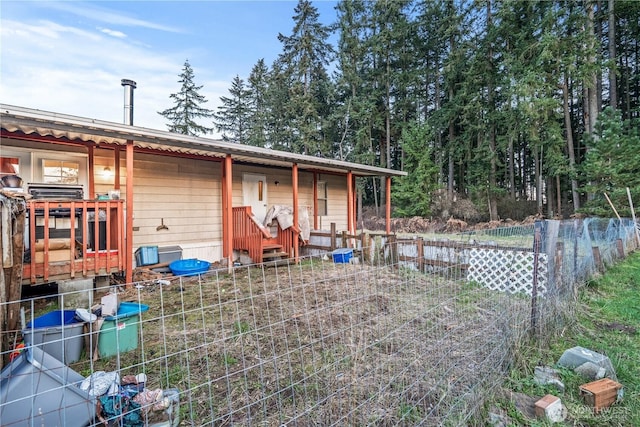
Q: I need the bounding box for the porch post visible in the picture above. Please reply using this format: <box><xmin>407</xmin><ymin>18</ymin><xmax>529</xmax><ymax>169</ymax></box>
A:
<box><xmin>114</xmin><ymin>147</ymin><xmax>121</xmax><ymax>190</ymax></box>
<box><xmin>292</xmin><ymin>163</ymin><xmax>299</xmax><ymax>261</ymax></box>
<box><xmin>125</xmin><ymin>141</ymin><xmax>134</xmax><ymax>285</ymax></box>
<box><xmin>313</xmin><ymin>172</ymin><xmax>318</xmax><ymax>230</ymax></box>
<box><xmin>88</xmin><ymin>145</ymin><xmax>95</xmax><ymax>199</ymax></box>
<box><xmin>347</xmin><ymin>171</ymin><xmax>354</xmax><ymax>234</ymax></box>
<box><xmin>385</xmin><ymin>175</ymin><xmax>391</xmax><ymax>234</ymax></box>
<box><xmin>223</xmin><ymin>155</ymin><xmax>233</xmax><ymax>268</ymax></box>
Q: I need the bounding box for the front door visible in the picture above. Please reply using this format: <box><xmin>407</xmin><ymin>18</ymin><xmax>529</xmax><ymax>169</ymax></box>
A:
<box><xmin>242</xmin><ymin>173</ymin><xmax>268</xmax><ymax>223</ymax></box>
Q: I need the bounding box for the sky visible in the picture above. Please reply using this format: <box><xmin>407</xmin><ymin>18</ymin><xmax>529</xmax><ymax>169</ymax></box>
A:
<box><xmin>0</xmin><ymin>1</ymin><xmax>338</xmax><ymax>134</ymax></box>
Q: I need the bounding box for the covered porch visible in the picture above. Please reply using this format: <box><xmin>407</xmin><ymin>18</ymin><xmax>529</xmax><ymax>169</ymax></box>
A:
<box><xmin>1</xmin><ymin>104</ymin><xmax>404</xmax><ymax>287</ymax></box>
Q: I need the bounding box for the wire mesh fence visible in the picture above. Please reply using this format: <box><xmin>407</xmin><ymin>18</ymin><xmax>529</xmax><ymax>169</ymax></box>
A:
<box><xmin>1</xmin><ymin>217</ymin><xmax>638</xmax><ymax>426</ymax></box>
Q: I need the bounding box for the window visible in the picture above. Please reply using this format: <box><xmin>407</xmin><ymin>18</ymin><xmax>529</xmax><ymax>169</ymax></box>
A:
<box><xmin>317</xmin><ymin>181</ymin><xmax>327</xmax><ymax>216</ymax></box>
<box><xmin>43</xmin><ymin>159</ymin><xmax>79</xmax><ymax>184</ymax></box>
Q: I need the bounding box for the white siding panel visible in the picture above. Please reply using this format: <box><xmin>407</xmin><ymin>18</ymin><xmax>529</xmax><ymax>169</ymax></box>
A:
<box><xmin>131</xmin><ymin>153</ymin><xmax>222</xmax><ymax>251</ymax></box>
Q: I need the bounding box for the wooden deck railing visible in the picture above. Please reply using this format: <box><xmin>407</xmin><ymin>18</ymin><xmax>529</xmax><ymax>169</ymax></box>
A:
<box><xmin>232</xmin><ymin>207</ymin><xmax>271</xmax><ymax>264</ymax></box>
<box><xmin>23</xmin><ymin>200</ymin><xmax>124</xmax><ymax>284</ymax></box>
<box><xmin>232</xmin><ymin>206</ymin><xmax>300</xmax><ymax>264</ymax></box>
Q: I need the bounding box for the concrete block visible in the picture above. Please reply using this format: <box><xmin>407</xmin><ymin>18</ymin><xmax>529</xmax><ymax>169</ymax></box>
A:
<box><xmin>557</xmin><ymin>346</ymin><xmax>617</xmax><ymax>380</ymax></box>
<box><xmin>58</xmin><ymin>278</ymin><xmax>94</xmax><ymax>309</ymax></box>
<box><xmin>535</xmin><ymin>394</ymin><xmax>565</xmax><ymax>423</ymax></box>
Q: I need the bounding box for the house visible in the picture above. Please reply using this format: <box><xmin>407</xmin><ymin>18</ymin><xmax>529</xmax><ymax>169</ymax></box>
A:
<box><xmin>0</xmin><ymin>103</ymin><xmax>406</xmax><ymax>286</ymax></box>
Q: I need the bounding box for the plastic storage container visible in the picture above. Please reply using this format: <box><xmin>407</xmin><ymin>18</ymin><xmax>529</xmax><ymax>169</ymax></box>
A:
<box><xmin>135</xmin><ymin>246</ymin><xmax>159</xmax><ymax>266</ymax></box>
<box><xmin>98</xmin><ymin>302</ymin><xmax>149</xmax><ymax>358</ymax></box>
<box><xmin>22</xmin><ymin>310</ymin><xmax>85</xmax><ymax>364</ymax></box>
<box><xmin>158</xmin><ymin>246</ymin><xmax>182</xmax><ymax>264</ymax></box>
<box><xmin>0</xmin><ymin>346</ymin><xmax>95</xmax><ymax>427</ymax></box>
<box><xmin>332</xmin><ymin>248</ymin><xmax>353</xmax><ymax>263</ymax></box>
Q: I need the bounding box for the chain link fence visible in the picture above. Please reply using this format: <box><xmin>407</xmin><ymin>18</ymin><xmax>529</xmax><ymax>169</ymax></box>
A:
<box><xmin>1</xmin><ymin>218</ymin><xmax>637</xmax><ymax>426</ymax></box>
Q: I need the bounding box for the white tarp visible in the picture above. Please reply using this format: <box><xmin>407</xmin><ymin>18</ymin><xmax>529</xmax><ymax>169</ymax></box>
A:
<box><xmin>263</xmin><ymin>205</ymin><xmax>310</xmax><ymax>241</ymax></box>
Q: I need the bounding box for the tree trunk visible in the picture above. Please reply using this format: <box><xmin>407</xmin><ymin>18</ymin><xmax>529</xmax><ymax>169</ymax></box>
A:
<box><xmin>608</xmin><ymin>0</ymin><xmax>617</xmax><ymax>108</ymax></box>
<box><xmin>508</xmin><ymin>135</ymin><xmax>515</xmax><ymax>200</ymax></box>
<box><xmin>586</xmin><ymin>1</ymin><xmax>599</xmax><ymax>136</ymax></box>
<box><xmin>563</xmin><ymin>73</ymin><xmax>581</xmax><ymax>210</ymax></box>
<box><xmin>534</xmin><ymin>147</ymin><xmax>543</xmax><ymax>215</ymax></box>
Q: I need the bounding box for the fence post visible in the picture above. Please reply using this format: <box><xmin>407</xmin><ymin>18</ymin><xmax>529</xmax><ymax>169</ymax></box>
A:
<box><xmin>330</xmin><ymin>223</ymin><xmax>336</xmax><ymax>250</ymax></box>
<box><xmin>592</xmin><ymin>247</ymin><xmax>603</xmax><ymax>272</ymax></box>
<box><xmin>555</xmin><ymin>241</ymin><xmax>564</xmax><ymax>292</ymax></box>
<box><xmin>531</xmin><ymin>221</ymin><xmax>542</xmax><ymax>339</ymax></box>
<box><xmin>416</xmin><ymin>237</ymin><xmax>424</xmax><ymax>272</ymax></box>
<box><xmin>616</xmin><ymin>239</ymin><xmax>625</xmax><ymax>258</ymax></box>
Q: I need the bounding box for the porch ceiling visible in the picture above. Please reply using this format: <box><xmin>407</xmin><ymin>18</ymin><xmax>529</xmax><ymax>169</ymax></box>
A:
<box><xmin>1</xmin><ymin>104</ymin><xmax>406</xmax><ymax>178</ymax></box>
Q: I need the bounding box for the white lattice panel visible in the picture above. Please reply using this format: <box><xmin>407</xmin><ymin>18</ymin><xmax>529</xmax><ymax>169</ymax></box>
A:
<box><xmin>467</xmin><ymin>248</ymin><xmax>548</xmax><ymax>296</ymax></box>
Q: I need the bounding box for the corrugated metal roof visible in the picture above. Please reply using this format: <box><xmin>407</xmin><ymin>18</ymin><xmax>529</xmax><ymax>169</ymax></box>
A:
<box><xmin>1</xmin><ymin>104</ymin><xmax>406</xmax><ymax>177</ymax></box>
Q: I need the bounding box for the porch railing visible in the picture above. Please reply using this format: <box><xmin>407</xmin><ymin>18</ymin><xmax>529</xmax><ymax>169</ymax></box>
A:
<box><xmin>24</xmin><ymin>200</ymin><xmax>124</xmax><ymax>284</ymax></box>
<box><xmin>232</xmin><ymin>206</ymin><xmax>300</xmax><ymax>264</ymax></box>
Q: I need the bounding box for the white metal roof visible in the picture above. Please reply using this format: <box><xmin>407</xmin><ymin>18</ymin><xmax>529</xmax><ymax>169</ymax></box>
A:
<box><xmin>1</xmin><ymin>104</ymin><xmax>406</xmax><ymax>178</ymax></box>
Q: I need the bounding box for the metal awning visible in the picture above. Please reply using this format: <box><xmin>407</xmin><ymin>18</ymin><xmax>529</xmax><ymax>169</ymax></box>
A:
<box><xmin>1</xmin><ymin>104</ymin><xmax>406</xmax><ymax>178</ymax></box>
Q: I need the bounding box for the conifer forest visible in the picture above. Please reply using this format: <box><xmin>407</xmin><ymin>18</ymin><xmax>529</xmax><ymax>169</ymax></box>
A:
<box><xmin>165</xmin><ymin>0</ymin><xmax>640</xmax><ymax>221</ymax></box>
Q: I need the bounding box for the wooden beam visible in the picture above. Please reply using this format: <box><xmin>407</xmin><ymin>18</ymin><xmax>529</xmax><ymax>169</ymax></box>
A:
<box><xmin>386</xmin><ymin>176</ymin><xmax>392</xmax><ymax>234</ymax></box>
<box><xmin>114</xmin><ymin>147</ymin><xmax>121</xmax><ymax>190</ymax></box>
<box><xmin>347</xmin><ymin>171</ymin><xmax>354</xmax><ymax>234</ymax></box>
<box><xmin>224</xmin><ymin>155</ymin><xmax>234</xmax><ymax>268</ymax></box>
<box><xmin>88</xmin><ymin>145</ymin><xmax>95</xmax><ymax>199</ymax></box>
<box><xmin>313</xmin><ymin>172</ymin><xmax>318</xmax><ymax>230</ymax></box>
<box><xmin>292</xmin><ymin>163</ymin><xmax>299</xmax><ymax>261</ymax></box>
<box><xmin>125</xmin><ymin>140</ymin><xmax>134</xmax><ymax>285</ymax></box>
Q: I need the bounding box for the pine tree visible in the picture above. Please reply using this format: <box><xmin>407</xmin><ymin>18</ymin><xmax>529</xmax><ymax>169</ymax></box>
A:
<box><xmin>393</xmin><ymin>123</ymin><xmax>438</xmax><ymax>217</ymax></box>
<box><xmin>246</xmin><ymin>59</ymin><xmax>270</xmax><ymax>147</ymax></box>
<box><xmin>158</xmin><ymin>60</ymin><xmax>213</xmax><ymax>136</ymax></box>
<box><xmin>213</xmin><ymin>75</ymin><xmax>252</xmax><ymax>143</ymax></box>
<box><xmin>275</xmin><ymin>0</ymin><xmax>334</xmax><ymax>155</ymax></box>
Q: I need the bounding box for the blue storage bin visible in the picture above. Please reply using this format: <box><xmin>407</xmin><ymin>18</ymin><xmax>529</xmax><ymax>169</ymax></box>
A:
<box><xmin>23</xmin><ymin>310</ymin><xmax>85</xmax><ymax>364</ymax></box>
<box><xmin>332</xmin><ymin>248</ymin><xmax>353</xmax><ymax>263</ymax></box>
<box><xmin>135</xmin><ymin>246</ymin><xmax>159</xmax><ymax>266</ymax></box>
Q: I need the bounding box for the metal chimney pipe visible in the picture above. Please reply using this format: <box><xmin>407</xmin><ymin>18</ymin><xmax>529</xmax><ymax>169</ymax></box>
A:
<box><xmin>121</xmin><ymin>79</ymin><xmax>137</xmax><ymax>125</ymax></box>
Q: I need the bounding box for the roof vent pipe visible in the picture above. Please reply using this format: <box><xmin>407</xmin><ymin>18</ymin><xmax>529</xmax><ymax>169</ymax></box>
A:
<box><xmin>121</xmin><ymin>79</ymin><xmax>137</xmax><ymax>125</ymax></box>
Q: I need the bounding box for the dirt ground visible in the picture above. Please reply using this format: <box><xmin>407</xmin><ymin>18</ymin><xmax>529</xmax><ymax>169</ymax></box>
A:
<box><xmin>75</xmin><ymin>258</ymin><xmax>530</xmax><ymax>426</ymax></box>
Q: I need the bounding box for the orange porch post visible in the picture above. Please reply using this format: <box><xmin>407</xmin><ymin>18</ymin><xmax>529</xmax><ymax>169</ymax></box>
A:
<box><xmin>223</xmin><ymin>155</ymin><xmax>233</xmax><ymax>267</ymax></box>
<box><xmin>292</xmin><ymin>163</ymin><xmax>299</xmax><ymax>261</ymax></box>
<box><xmin>347</xmin><ymin>171</ymin><xmax>354</xmax><ymax>235</ymax></box>
<box><xmin>125</xmin><ymin>141</ymin><xmax>134</xmax><ymax>285</ymax></box>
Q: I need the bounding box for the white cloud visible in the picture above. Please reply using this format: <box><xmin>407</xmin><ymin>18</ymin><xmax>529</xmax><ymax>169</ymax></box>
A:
<box><xmin>100</xmin><ymin>27</ymin><xmax>127</xmax><ymax>39</ymax></box>
<box><xmin>0</xmin><ymin>18</ymin><xmax>226</xmax><ymax>134</ymax></box>
<box><xmin>44</xmin><ymin>1</ymin><xmax>184</xmax><ymax>33</ymax></box>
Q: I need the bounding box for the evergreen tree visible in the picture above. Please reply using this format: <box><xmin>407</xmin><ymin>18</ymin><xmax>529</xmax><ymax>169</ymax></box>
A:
<box><xmin>246</xmin><ymin>59</ymin><xmax>271</xmax><ymax>147</ymax></box>
<box><xmin>275</xmin><ymin>0</ymin><xmax>334</xmax><ymax>155</ymax></box>
<box><xmin>393</xmin><ymin>123</ymin><xmax>439</xmax><ymax>217</ymax></box>
<box><xmin>213</xmin><ymin>75</ymin><xmax>252</xmax><ymax>143</ymax></box>
<box><xmin>581</xmin><ymin>107</ymin><xmax>640</xmax><ymax>216</ymax></box>
<box><xmin>158</xmin><ymin>60</ymin><xmax>213</xmax><ymax>136</ymax></box>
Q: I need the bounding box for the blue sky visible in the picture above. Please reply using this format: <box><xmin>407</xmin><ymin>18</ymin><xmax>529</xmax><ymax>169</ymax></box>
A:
<box><xmin>0</xmin><ymin>1</ymin><xmax>338</xmax><ymax>134</ymax></box>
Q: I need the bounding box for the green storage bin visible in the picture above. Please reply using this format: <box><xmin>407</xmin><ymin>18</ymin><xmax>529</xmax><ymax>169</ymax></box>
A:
<box><xmin>98</xmin><ymin>302</ymin><xmax>149</xmax><ymax>358</ymax></box>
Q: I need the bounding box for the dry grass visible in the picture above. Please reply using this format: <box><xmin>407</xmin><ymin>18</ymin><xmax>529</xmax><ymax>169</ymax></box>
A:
<box><xmin>73</xmin><ymin>257</ymin><xmax>531</xmax><ymax>426</ymax></box>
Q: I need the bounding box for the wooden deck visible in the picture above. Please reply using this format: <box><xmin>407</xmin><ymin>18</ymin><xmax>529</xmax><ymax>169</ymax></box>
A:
<box><xmin>22</xmin><ymin>200</ymin><xmax>124</xmax><ymax>284</ymax></box>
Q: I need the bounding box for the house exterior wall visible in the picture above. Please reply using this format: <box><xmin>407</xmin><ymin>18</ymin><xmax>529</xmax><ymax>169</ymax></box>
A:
<box><xmin>2</xmin><ymin>137</ymin><xmax>351</xmax><ymax>264</ymax></box>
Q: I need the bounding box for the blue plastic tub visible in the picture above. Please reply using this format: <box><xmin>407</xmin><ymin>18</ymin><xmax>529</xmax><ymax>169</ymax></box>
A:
<box><xmin>332</xmin><ymin>248</ymin><xmax>353</xmax><ymax>264</ymax></box>
<box><xmin>135</xmin><ymin>246</ymin><xmax>159</xmax><ymax>266</ymax></box>
<box><xmin>169</xmin><ymin>258</ymin><xmax>211</xmax><ymax>276</ymax></box>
